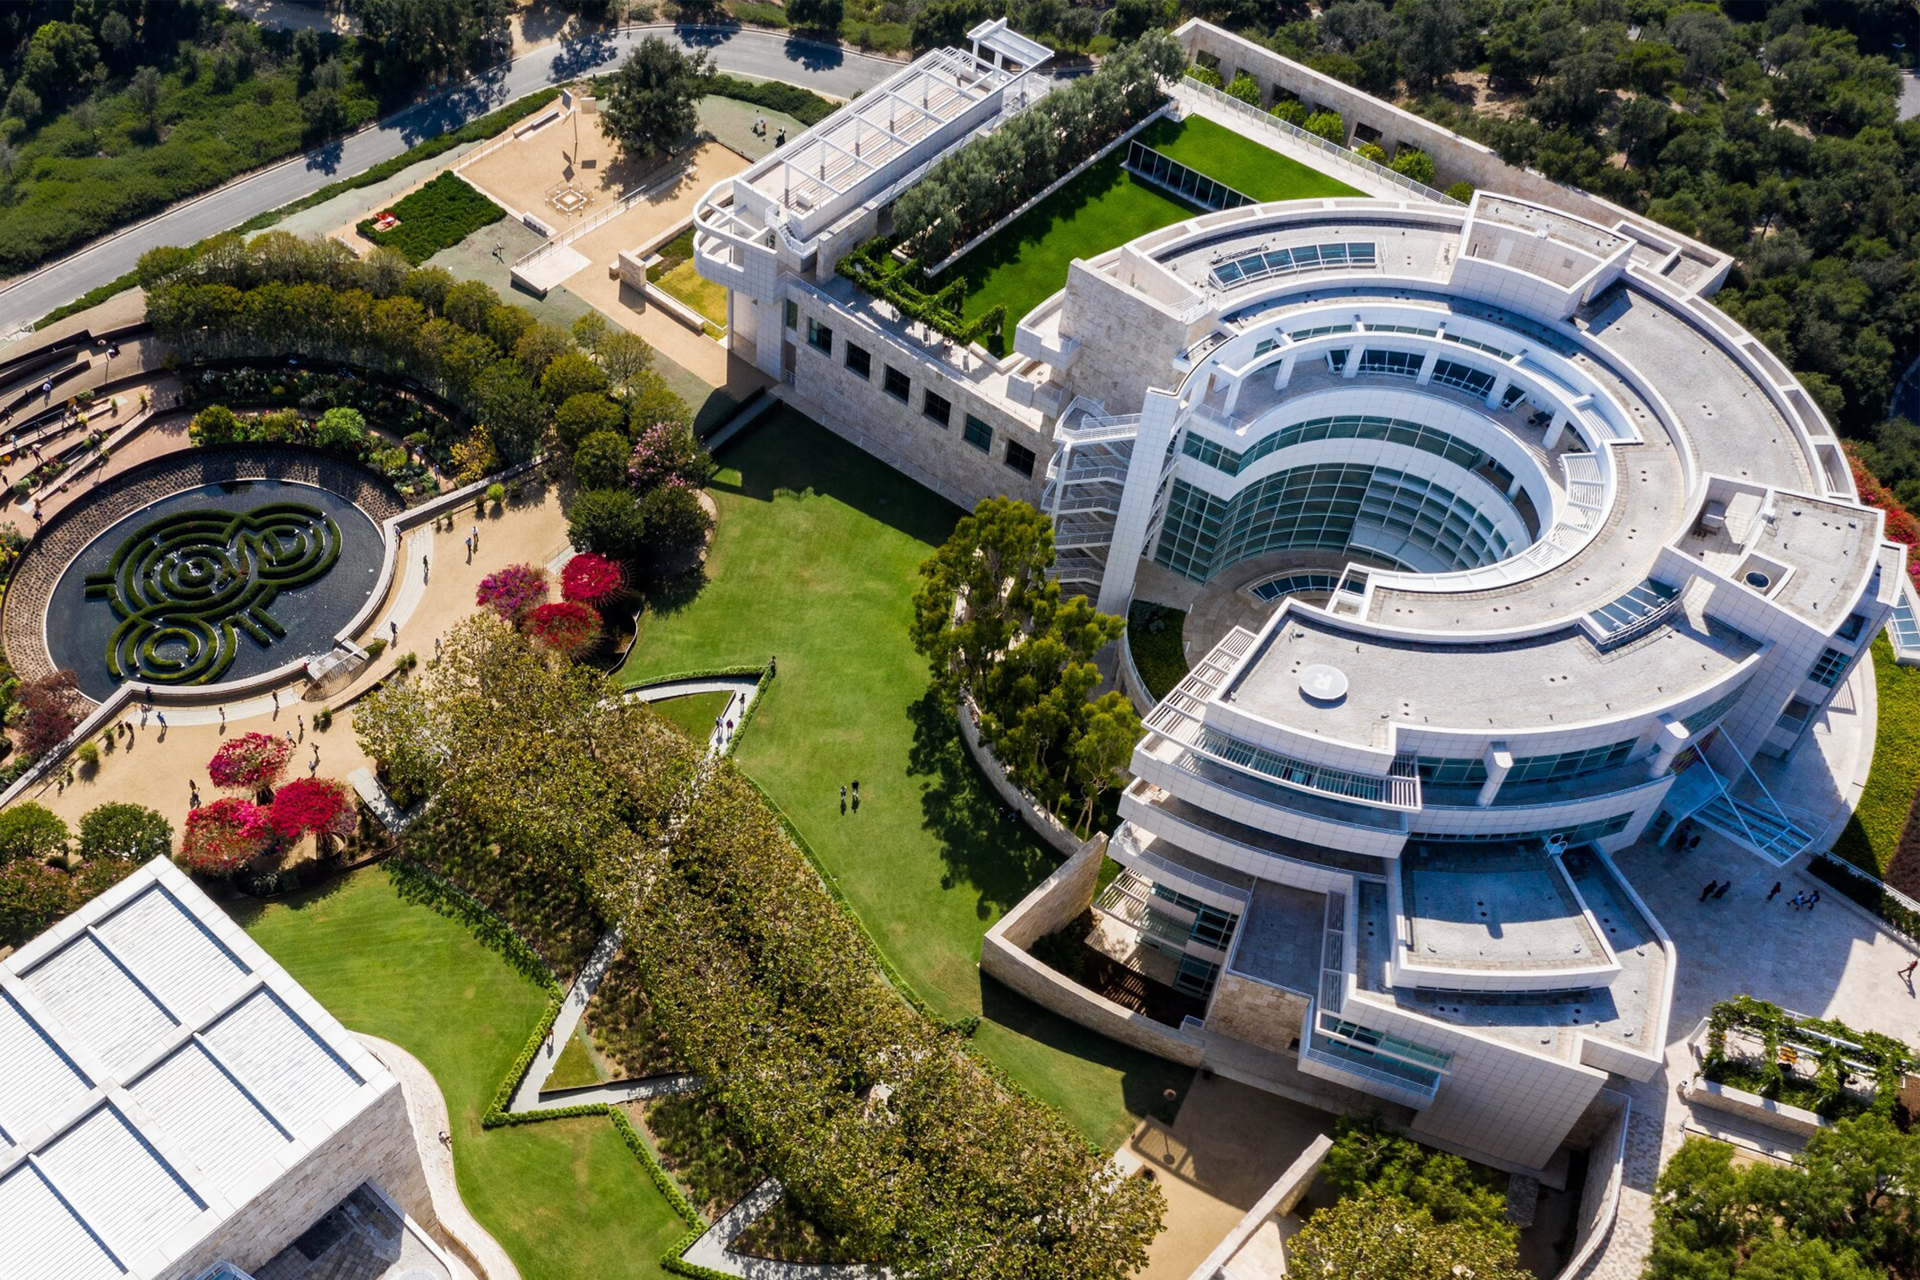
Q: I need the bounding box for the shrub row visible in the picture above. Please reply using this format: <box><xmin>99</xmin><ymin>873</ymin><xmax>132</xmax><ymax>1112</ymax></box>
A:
<box><xmin>705</xmin><ymin>74</ymin><xmax>838</xmax><ymax>127</ymax></box>
<box><xmin>385</xmin><ymin>858</ymin><xmax>562</xmax><ymax>994</ymax></box>
<box><xmin>719</xmin><ymin>665</ymin><xmax>774</xmax><ymax>760</ymax></box>
<box><xmin>836</xmin><ymin>237</ymin><xmax>1006</xmax><ymax>349</ymax></box>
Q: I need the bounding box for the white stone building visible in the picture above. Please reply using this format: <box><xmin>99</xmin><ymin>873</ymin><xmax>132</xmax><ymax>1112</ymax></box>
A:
<box><xmin>0</xmin><ymin>859</ymin><xmax>442</xmax><ymax>1280</ymax></box>
<box><xmin>691</xmin><ymin>21</ymin><xmax>1915</xmax><ymax>1175</ymax></box>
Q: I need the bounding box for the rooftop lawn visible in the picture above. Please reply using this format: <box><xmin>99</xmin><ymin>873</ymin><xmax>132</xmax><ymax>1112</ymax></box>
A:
<box><xmin>617</xmin><ymin>410</ymin><xmax>1190</xmax><ymax>1149</ymax></box>
<box><xmin>951</xmin><ymin>113</ymin><xmax>1362</xmax><ymax>355</ymax></box>
<box><xmin>1832</xmin><ymin>636</ymin><xmax>1920</xmax><ymax>880</ymax></box>
<box><xmin>232</xmin><ymin>869</ymin><xmax>687</xmax><ymax>1280</ymax></box>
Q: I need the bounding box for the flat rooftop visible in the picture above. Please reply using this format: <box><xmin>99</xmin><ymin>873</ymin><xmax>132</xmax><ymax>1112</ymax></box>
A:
<box><xmin>1400</xmin><ymin>846</ymin><xmax>1603</xmax><ymax>972</ymax></box>
<box><xmin>1222</xmin><ymin>595</ymin><xmax>1760</xmax><ymax>746</ymax></box>
<box><xmin>0</xmin><ymin>860</ymin><xmax>393</xmax><ymax>1280</ymax></box>
<box><xmin>1229</xmin><ymin>881</ymin><xmax>1326</xmax><ymax>995</ymax></box>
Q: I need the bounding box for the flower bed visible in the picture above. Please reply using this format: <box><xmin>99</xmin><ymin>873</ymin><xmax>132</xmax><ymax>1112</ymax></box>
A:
<box><xmin>357</xmin><ymin>172</ymin><xmax>507</xmax><ymax>266</ymax></box>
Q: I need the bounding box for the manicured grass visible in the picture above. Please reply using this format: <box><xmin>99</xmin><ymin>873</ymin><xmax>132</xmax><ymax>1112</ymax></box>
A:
<box><xmin>948</xmin><ymin>114</ymin><xmax>1360</xmax><ymax>355</ymax></box>
<box><xmin>1834</xmin><ymin>636</ymin><xmax>1920</xmax><ymax>878</ymax></box>
<box><xmin>360</xmin><ymin>172</ymin><xmax>506</xmax><ymax>265</ymax></box>
<box><xmin>656</xmin><ymin>259</ymin><xmax>730</xmax><ymax>329</ymax></box>
<box><xmin>549</xmin><ymin>1028</ymin><xmax>604</xmax><ymax>1089</ymax></box>
<box><xmin>951</xmin><ymin>154</ymin><xmax>1198</xmax><ymax>354</ymax></box>
<box><xmin>646</xmin><ymin>227</ymin><xmax>697</xmax><ymax>282</ymax></box>
<box><xmin>232</xmin><ymin>869</ymin><xmax>686</xmax><ymax>1280</ymax></box>
<box><xmin>645</xmin><ymin>690</ymin><xmax>734</xmax><ymax>743</ymax></box>
<box><xmin>1136</xmin><ymin>114</ymin><xmax>1363</xmax><ymax>204</ymax></box>
<box><xmin>618</xmin><ymin>410</ymin><xmax>1189</xmax><ymax>1148</ymax></box>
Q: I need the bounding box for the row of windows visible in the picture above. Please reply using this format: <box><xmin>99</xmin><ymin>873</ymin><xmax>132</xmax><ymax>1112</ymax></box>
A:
<box><xmin>1358</xmin><ymin>348</ymin><xmax>1423</xmax><ymax>378</ymax></box>
<box><xmin>1416</xmin><ymin>756</ymin><xmax>1489</xmax><ymax>787</ymax></box>
<box><xmin>1505</xmin><ymin>738</ymin><xmax>1638</xmax><ymax>785</ymax></box>
<box><xmin>811</xmin><ymin>319</ymin><xmax>1036</xmax><ymax>478</ymax></box>
<box><xmin>1195</xmin><ymin>725</ymin><xmax>1395</xmax><ymax>803</ymax></box>
<box><xmin>1181</xmin><ymin>413</ymin><xmax>1499</xmax><ymax>479</ymax></box>
<box><xmin>1317</xmin><ymin>1013</ymin><xmax>1452</xmax><ymax>1074</ymax></box>
<box><xmin>1428</xmin><ymin>358</ymin><xmax>1496</xmax><ymax>398</ymax></box>
<box><xmin>1808</xmin><ymin>647</ymin><xmax>1851</xmax><ymax>688</ymax></box>
<box><xmin>1154</xmin><ymin>463</ymin><xmax>1516</xmax><ymax>583</ymax></box>
<box><xmin>1150</xmin><ymin>885</ymin><xmax>1241</xmax><ymax>949</ymax></box>
<box><xmin>1680</xmin><ymin>681</ymin><xmax>1748</xmax><ymax>735</ymax></box>
<box><xmin>1249</xmin><ymin>571</ymin><xmax>1341</xmax><ymax>602</ymax></box>
<box><xmin>1208</xmin><ymin>240</ymin><xmax>1378</xmax><ymax>288</ymax></box>
<box><xmin>1408</xmin><ymin>812</ymin><xmax>1633</xmax><ymax>846</ymax></box>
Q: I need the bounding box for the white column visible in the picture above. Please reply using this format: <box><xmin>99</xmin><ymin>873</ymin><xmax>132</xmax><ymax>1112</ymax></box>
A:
<box><xmin>1095</xmin><ymin>389</ymin><xmax>1181</xmax><ymax>616</ymax></box>
<box><xmin>1415</xmin><ymin>349</ymin><xmax>1439</xmax><ymax>385</ymax></box>
<box><xmin>1475</xmin><ymin>743</ymin><xmax>1512</xmax><ymax>807</ymax></box>
<box><xmin>1544</xmin><ymin>414</ymin><xmax>1569</xmax><ymax>450</ymax></box>
<box><xmin>1274</xmin><ymin>355</ymin><xmax>1295</xmax><ymax>390</ymax></box>
<box><xmin>1341</xmin><ymin>343</ymin><xmax>1364</xmax><ymax>378</ymax></box>
<box><xmin>1647</xmin><ymin>718</ymin><xmax>1691</xmax><ymax>779</ymax></box>
<box><xmin>1486</xmin><ymin>374</ymin><xmax>1512</xmax><ymax>410</ymax></box>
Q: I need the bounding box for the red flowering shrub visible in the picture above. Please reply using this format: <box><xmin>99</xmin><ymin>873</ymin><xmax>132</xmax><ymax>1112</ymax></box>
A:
<box><xmin>476</xmin><ymin>562</ymin><xmax>550</xmax><ymax>621</ymax></box>
<box><xmin>178</xmin><ymin>799</ymin><xmax>271</xmax><ymax>876</ymax></box>
<box><xmin>560</xmin><ymin>552</ymin><xmax>626</xmax><ymax>606</ymax></box>
<box><xmin>267</xmin><ymin>777</ymin><xmax>357</xmax><ymax>841</ymax></box>
<box><xmin>207</xmin><ymin>733</ymin><xmax>294</xmax><ymax>792</ymax></box>
<box><xmin>15</xmin><ymin>670</ymin><xmax>83</xmax><ymax>760</ymax></box>
<box><xmin>524</xmin><ymin>601</ymin><xmax>603</xmax><ymax>656</ymax></box>
<box><xmin>1848</xmin><ymin>444</ymin><xmax>1920</xmax><ymax>592</ymax></box>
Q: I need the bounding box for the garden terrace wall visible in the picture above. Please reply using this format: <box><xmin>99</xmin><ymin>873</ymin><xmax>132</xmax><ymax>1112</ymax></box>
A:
<box><xmin>958</xmin><ymin>697</ymin><xmax>1084</xmax><ymax>859</ymax></box>
<box><xmin>980</xmin><ymin>836</ymin><xmax>1206</xmax><ymax>1068</ymax></box>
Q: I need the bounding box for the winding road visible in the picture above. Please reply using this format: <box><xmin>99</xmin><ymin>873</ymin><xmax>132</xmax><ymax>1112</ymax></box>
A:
<box><xmin>0</xmin><ymin>25</ymin><xmax>902</xmax><ymax>336</ymax></box>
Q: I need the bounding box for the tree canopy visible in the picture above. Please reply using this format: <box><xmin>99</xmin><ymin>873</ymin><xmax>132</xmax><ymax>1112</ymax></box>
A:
<box><xmin>600</xmin><ymin>37</ymin><xmax>713</xmax><ymax>160</ymax></box>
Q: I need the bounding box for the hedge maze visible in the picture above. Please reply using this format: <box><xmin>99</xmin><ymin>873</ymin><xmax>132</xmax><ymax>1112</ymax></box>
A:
<box><xmin>84</xmin><ymin>503</ymin><xmax>344</xmax><ymax>685</ymax></box>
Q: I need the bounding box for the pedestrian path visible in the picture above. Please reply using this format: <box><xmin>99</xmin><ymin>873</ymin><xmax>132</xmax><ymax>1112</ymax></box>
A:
<box><xmin>626</xmin><ymin>674</ymin><xmax>763</xmax><ymax>755</ymax></box>
<box><xmin>684</xmin><ymin>1179</ymin><xmax>882</xmax><ymax>1280</ymax></box>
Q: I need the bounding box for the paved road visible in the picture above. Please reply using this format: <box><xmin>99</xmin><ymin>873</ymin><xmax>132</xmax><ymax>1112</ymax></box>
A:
<box><xmin>0</xmin><ymin>26</ymin><xmax>902</xmax><ymax>336</ymax></box>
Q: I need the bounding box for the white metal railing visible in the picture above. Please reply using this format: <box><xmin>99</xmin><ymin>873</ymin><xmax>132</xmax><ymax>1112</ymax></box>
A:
<box><xmin>1180</xmin><ymin>78</ymin><xmax>1462</xmax><ymax>206</ymax></box>
<box><xmin>1057</xmin><ymin>413</ymin><xmax>1141</xmax><ymax>445</ymax></box>
<box><xmin>1300</xmin><ymin>1038</ymin><xmax>1439</xmax><ymax>1105</ymax></box>
<box><xmin>453</xmin><ymin>103</ymin><xmax>562</xmax><ymax>176</ymax></box>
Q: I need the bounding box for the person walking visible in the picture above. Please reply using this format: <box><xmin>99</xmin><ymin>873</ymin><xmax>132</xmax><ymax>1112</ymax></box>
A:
<box><xmin>422</xmin><ymin>554</ymin><xmax>429</xmax><ymax>581</ymax></box>
<box><xmin>1699</xmin><ymin>879</ymin><xmax>1718</xmax><ymax>902</ymax></box>
<box><xmin>1901</xmin><ymin>960</ymin><xmax>1918</xmax><ymax>981</ymax></box>
<box><xmin>1767</xmin><ymin>881</ymin><xmax>1782</xmax><ymax>901</ymax></box>
<box><xmin>1712</xmin><ymin>881</ymin><xmax>1730</xmax><ymax>900</ymax></box>
<box><xmin>471</xmin><ymin>524</ymin><xmax>479</xmax><ymax>553</ymax></box>
<box><xmin>1806</xmin><ymin>889</ymin><xmax>1820</xmax><ymax>909</ymax></box>
<box><xmin>1687</xmin><ymin>834</ymin><xmax>1702</xmax><ymax>851</ymax></box>
<box><xmin>1789</xmin><ymin>892</ymin><xmax>1805</xmax><ymax>909</ymax></box>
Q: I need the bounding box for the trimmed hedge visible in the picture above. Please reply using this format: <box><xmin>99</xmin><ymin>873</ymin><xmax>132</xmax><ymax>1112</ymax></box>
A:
<box><xmin>706</xmin><ymin>74</ymin><xmax>839</xmax><ymax>127</ymax></box>
<box><xmin>1125</xmin><ymin>601</ymin><xmax>1190</xmax><ymax>702</ymax></box>
<box><xmin>837</xmin><ymin>237</ymin><xmax>1006</xmax><ymax>349</ymax></box>
<box><xmin>358</xmin><ymin>172</ymin><xmax>506</xmax><ymax>265</ymax></box>
<box><xmin>386</xmin><ymin>859</ymin><xmax>562</xmax><ymax>994</ymax></box>
<box><xmin>720</xmin><ymin>665</ymin><xmax>774</xmax><ymax>760</ymax></box>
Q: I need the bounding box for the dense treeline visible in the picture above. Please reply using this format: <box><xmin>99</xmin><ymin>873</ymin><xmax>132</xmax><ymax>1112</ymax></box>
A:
<box><xmin>0</xmin><ymin>2</ymin><xmax>384</xmax><ymax>276</ymax></box>
<box><xmin>357</xmin><ymin>615</ymin><xmax>1166</xmax><ymax>1279</ymax></box>
<box><xmin>142</xmin><ymin>231</ymin><xmax>671</xmax><ymax>471</ymax></box>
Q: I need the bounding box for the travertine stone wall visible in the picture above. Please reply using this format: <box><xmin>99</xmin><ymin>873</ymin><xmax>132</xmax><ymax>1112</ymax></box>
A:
<box><xmin>1204</xmin><ymin>971</ymin><xmax>1309</xmax><ymax>1056</ymax></box>
<box><xmin>1055</xmin><ymin>261</ymin><xmax>1195</xmax><ymax>413</ymax></box>
<box><xmin>156</xmin><ymin>1083</ymin><xmax>430</xmax><ymax>1280</ymax></box>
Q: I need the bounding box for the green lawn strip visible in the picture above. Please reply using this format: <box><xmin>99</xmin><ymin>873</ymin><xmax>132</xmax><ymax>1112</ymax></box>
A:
<box><xmin>656</xmin><ymin>260</ymin><xmax>730</xmax><ymax>328</ymax></box>
<box><xmin>1135</xmin><ymin>114</ymin><xmax>1362</xmax><ymax>203</ymax></box>
<box><xmin>232</xmin><ymin>869</ymin><xmax>687</xmax><ymax>1280</ymax></box>
<box><xmin>548</xmin><ymin>1027</ymin><xmax>605</xmax><ymax>1089</ymax></box>
<box><xmin>647</xmin><ymin>227</ymin><xmax>698</xmax><ymax>282</ymax></box>
<box><xmin>618</xmin><ymin>410</ymin><xmax>1189</xmax><ymax>1148</ymax></box>
<box><xmin>646</xmin><ymin>690</ymin><xmax>735</xmax><ymax>743</ymax></box>
<box><xmin>1126</xmin><ymin>601</ymin><xmax>1192</xmax><ymax>702</ymax></box>
<box><xmin>359</xmin><ymin>172</ymin><xmax>506</xmax><ymax>265</ymax></box>
<box><xmin>950</xmin><ymin>154</ymin><xmax>1199</xmax><ymax>354</ymax></box>
<box><xmin>1831</xmin><ymin>636</ymin><xmax>1920</xmax><ymax>876</ymax></box>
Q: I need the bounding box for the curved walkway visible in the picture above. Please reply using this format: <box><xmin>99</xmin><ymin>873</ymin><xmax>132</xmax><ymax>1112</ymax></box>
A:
<box><xmin>627</xmin><ymin>674</ymin><xmax>763</xmax><ymax>755</ymax></box>
<box><xmin>359</xmin><ymin>1034</ymin><xmax>522</xmax><ymax>1280</ymax></box>
<box><xmin>0</xmin><ymin>27</ymin><xmax>902</xmax><ymax>334</ymax></box>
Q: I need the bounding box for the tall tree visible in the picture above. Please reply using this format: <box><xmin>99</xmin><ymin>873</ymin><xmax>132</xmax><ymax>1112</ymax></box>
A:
<box><xmin>601</xmin><ymin>37</ymin><xmax>713</xmax><ymax>160</ymax></box>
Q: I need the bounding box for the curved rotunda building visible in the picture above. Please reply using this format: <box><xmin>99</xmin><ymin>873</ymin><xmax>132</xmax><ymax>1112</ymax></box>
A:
<box><xmin>692</xmin><ymin>21</ymin><xmax>1910</xmax><ymax>1176</ymax></box>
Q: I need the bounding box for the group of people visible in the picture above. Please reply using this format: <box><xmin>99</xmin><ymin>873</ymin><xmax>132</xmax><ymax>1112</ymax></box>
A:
<box><xmin>840</xmin><ymin>779</ymin><xmax>860</xmax><ymax>812</ymax></box>
<box><xmin>750</xmin><ymin>115</ymin><xmax>787</xmax><ymax>147</ymax></box>
<box><xmin>1698</xmin><ymin>877</ymin><xmax>1823</xmax><ymax>909</ymax></box>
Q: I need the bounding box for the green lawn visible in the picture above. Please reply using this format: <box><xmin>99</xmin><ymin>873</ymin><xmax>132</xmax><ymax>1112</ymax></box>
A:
<box><xmin>232</xmin><ymin>869</ymin><xmax>687</xmax><ymax>1280</ymax></box>
<box><xmin>1833</xmin><ymin>636</ymin><xmax>1920</xmax><ymax>878</ymax></box>
<box><xmin>618</xmin><ymin>411</ymin><xmax>1189</xmax><ymax>1148</ymax></box>
<box><xmin>1137</xmin><ymin>114</ymin><xmax>1362</xmax><ymax>204</ymax></box>
<box><xmin>645</xmin><ymin>690</ymin><xmax>734</xmax><ymax>743</ymax></box>
<box><xmin>950</xmin><ymin>114</ymin><xmax>1360</xmax><ymax>354</ymax></box>
<box><xmin>549</xmin><ymin>1028</ymin><xmax>604</xmax><ymax>1089</ymax></box>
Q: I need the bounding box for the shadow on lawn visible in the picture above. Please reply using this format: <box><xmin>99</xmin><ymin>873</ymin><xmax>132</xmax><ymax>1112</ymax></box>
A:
<box><xmin>709</xmin><ymin>409</ymin><xmax>963</xmax><ymax>546</ymax></box>
<box><xmin>979</xmin><ymin>975</ymin><xmax>1196</xmax><ymax>1126</ymax></box>
<box><xmin>906</xmin><ymin>687</ymin><xmax>1057</xmax><ymax>921</ymax></box>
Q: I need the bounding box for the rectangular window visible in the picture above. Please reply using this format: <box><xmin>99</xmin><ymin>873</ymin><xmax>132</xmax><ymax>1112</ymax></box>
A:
<box><xmin>1358</xmin><ymin>348</ymin><xmax>1423</xmax><ymax>378</ymax></box>
<box><xmin>783</xmin><ymin>299</ymin><xmax>797</xmax><ymax>329</ymax></box>
<box><xmin>1505</xmin><ymin>738</ymin><xmax>1638</xmax><ymax>785</ymax></box>
<box><xmin>922</xmin><ymin>390</ymin><xmax>951</xmax><ymax>426</ymax></box>
<box><xmin>1325</xmin><ymin>349</ymin><xmax>1348</xmax><ymax>373</ymax></box>
<box><xmin>845</xmin><ymin>342</ymin><xmax>871</xmax><ymax>379</ymax></box>
<box><xmin>1501</xmin><ymin>382</ymin><xmax>1529</xmax><ymax>410</ymax></box>
<box><xmin>1808</xmin><ymin>647</ymin><xmax>1850</xmax><ymax>688</ymax></box>
<box><xmin>963</xmin><ymin>414</ymin><xmax>992</xmax><ymax>452</ymax></box>
<box><xmin>805</xmin><ymin>317</ymin><xmax>832</xmax><ymax>354</ymax></box>
<box><xmin>1416</xmin><ymin>757</ymin><xmax>1488</xmax><ymax>787</ymax></box>
<box><xmin>1004</xmin><ymin>440</ymin><xmax>1036</xmax><ymax>477</ymax></box>
<box><xmin>883</xmin><ymin>366</ymin><xmax>910</xmax><ymax>402</ymax></box>
<box><xmin>1839</xmin><ymin>613</ymin><xmax>1866</xmax><ymax>642</ymax></box>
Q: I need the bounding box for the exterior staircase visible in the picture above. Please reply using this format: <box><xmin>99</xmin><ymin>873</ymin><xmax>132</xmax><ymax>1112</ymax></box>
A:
<box><xmin>1693</xmin><ymin>794</ymin><xmax>1813</xmax><ymax>866</ymax></box>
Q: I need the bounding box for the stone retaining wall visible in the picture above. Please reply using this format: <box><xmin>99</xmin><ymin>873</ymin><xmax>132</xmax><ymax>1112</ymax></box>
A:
<box><xmin>957</xmin><ymin>696</ymin><xmax>1084</xmax><ymax>859</ymax></box>
<box><xmin>1557</xmin><ymin>1090</ymin><xmax>1630</xmax><ymax>1280</ymax></box>
<box><xmin>1680</xmin><ymin>1077</ymin><xmax>1830</xmax><ymax>1138</ymax></box>
<box><xmin>980</xmin><ymin>836</ymin><xmax>1206</xmax><ymax>1067</ymax></box>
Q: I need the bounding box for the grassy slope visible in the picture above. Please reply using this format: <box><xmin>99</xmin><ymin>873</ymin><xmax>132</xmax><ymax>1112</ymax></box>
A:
<box><xmin>951</xmin><ymin>115</ymin><xmax>1360</xmax><ymax>352</ymax></box>
<box><xmin>233</xmin><ymin>870</ymin><xmax>685</xmax><ymax>1280</ymax></box>
<box><xmin>646</xmin><ymin>690</ymin><xmax>735</xmax><ymax>743</ymax></box>
<box><xmin>1139</xmin><ymin>114</ymin><xmax>1363</xmax><ymax>203</ymax></box>
<box><xmin>1833</xmin><ymin>636</ymin><xmax>1920</xmax><ymax>877</ymax></box>
<box><xmin>618</xmin><ymin>411</ymin><xmax>1188</xmax><ymax>1147</ymax></box>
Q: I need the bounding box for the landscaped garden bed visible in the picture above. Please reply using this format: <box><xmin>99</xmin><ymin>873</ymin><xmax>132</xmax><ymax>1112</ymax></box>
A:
<box><xmin>1127</xmin><ymin>601</ymin><xmax>1191</xmax><ymax>701</ymax></box>
<box><xmin>1698</xmin><ymin>995</ymin><xmax>1911</xmax><ymax>1122</ymax></box>
<box><xmin>1832</xmin><ymin>636</ymin><xmax>1920</xmax><ymax>881</ymax></box>
<box><xmin>357</xmin><ymin>172</ymin><xmax>507</xmax><ymax>265</ymax></box>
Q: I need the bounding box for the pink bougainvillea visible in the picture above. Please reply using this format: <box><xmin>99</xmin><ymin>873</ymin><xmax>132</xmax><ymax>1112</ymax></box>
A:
<box><xmin>207</xmin><ymin>732</ymin><xmax>293</xmax><ymax>792</ymax></box>
<box><xmin>476</xmin><ymin>562</ymin><xmax>550</xmax><ymax>622</ymax></box>
<box><xmin>560</xmin><ymin>553</ymin><xmax>626</xmax><ymax>606</ymax></box>
<box><xmin>266</xmin><ymin>777</ymin><xmax>358</xmax><ymax>841</ymax></box>
<box><xmin>177</xmin><ymin>798</ymin><xmax>271</xmax><ymax>876</ymax></box>
<box><xmin>524</xmin><ymin>601</ymin><xmax>603</xmax><ymax>657</ymax></box>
